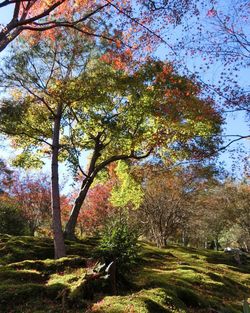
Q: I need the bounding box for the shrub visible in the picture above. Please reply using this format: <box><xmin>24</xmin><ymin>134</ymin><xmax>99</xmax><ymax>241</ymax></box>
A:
<box><xmin>98</xmin><ymin>214</ymin><xmax>139</xmax><ymax>275</ymax></box>
<box><xmin>0</xmin><ymin>202</ymin><xmax>29</xmax><ymax>235</ymax></box>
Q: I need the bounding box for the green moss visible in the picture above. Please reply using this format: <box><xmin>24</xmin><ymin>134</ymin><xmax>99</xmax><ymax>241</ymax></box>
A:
<box><xmin>47</xmin><ymin>269</ymin><xmax>86</xmax><ymax>287</ymax></box>
<box><xmin>0</xmin><ymin>235</ymin><xmax>54</xmax><ymax>264</ymax></box>
<box><xmin>6</xmin><ymin>256</ymin><xmax>86</xmax><ymax>273</ymax></box>
<box><xmin>45</xmin><ymin>283</ymin><xmax>69</xmax><ymax>299</ymax></box>
<box><xmin>175</xmin><ymin>287</ymin><xmax>207</xmax><ymax>308</ymax></box>
<box><xmin>91</xmin><ymin>288</ymin><xmax>186</xmax><ymax>313</ymax></box>
<box><xmin>0</xmin><ymin>234</ymin><xmax>98</xmax><ymax>265</ymax></box>
<box><xmin>0</xmin><ymin>283</ymin><xmax>45</xmax><ymax>306</ymax></box>
<box><xmin>0</xmin><ymin>269</ymin><xmax>46</xmax><ymax>284</ymax></box>
<box><xmin>0</xmin><ymin>234</ymin><xmax>249</xmax><ymax>313</ymax></box>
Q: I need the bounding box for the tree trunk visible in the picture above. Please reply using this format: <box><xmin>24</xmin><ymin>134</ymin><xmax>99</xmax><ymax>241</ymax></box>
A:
<box><xmin>162</xmin><ymin>237</ymin><xmax>167</xmax><ymax>248</ymax></box>
<box><xmin>214</xmin><ymin>238</ymin><xmax>219</xmax><ymax>251</ymax></box>
<box><xmin>51</xmin><ymin>107</ymin><xmax>66</xmax><ymax>258</ymax></box>
<box><xmin>182</xmin><ymin>230</ymin><xmax>189</xmax><ymax>247</ymax></box>
<box><xmin>204</xmin><ymin>240</ymin><xmax>208</xmax><ymax>249</ymax></box>
<box><xmin>64</xmin><ymin>177</ymin><xmax>94</xmax><ymax>240</ymax></box>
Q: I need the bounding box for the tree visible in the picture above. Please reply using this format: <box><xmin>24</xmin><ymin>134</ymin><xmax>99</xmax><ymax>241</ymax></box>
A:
<box><xmin>138</xmin><ymin>164</ymin><xmax>217</xmax><ymax>247</ymax></box>
<box><xmin>184</xmin><ymin>178</ymin><xmax>249</xmax><ymax>250</ymax></box>
<box><xmin>221</xmin><ymin>181</ymin><xmax>250</xmax><ymax>251</ymax></box>
<box><xmin>0</xmin><ymin>201</ymin><xmax>29</xmax><ymax>235</ymax></box>
<box><xmin>110</xmin><ymin>161</ymin><xmax>143</xmax><ymax>210</ymax></box>
<box><xmin>192</xmin><ymin>185</ymin><xmax>231</xmax><ymax>250</ymax></box>
<box><xmin>0</xmin><ymin>0</ymin><xmax>198</xmax><ymax>53</ymax></box>
<box><xmin>235</xmin><ymin>183</ymin><xmax>250</xmax><ymax>250</ymax></box>
<box><xmin>71</xmin><ymin>160</ymin><xmax>144</xmax><ymax>237</ymax></box>
<box><xmin>0</xmin><ymin>33</ymin><xmax>222</xmax><ymax>254</ymax></box>
<box><xmin>0</xmin><ymin>32</ymin><xmax>94</xmax><ymax>257</ymax></box>
<box><xmin>9</xmin><ymin>172</ymin><xmax>51</xmax><ymax>235</ymax></box>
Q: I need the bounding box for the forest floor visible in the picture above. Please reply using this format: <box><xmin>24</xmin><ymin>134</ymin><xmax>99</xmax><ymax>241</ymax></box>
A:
<box><xmin>0</xmin><ymin>234</ymin><xmax>249</xmax><ymax>313</ymax></box>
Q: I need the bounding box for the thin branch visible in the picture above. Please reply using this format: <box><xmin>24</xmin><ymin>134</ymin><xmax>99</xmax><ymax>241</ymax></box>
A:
<box><xmin>11</xmin><ymin>75</ymin><xmax>56</xmax><ymax>117</ymax></box>
<box><xmin>220</xmin><ymin>135</ymin><xmax>250</xmax><ymax>151</ymax></box>
<box><xmin>32</xmin><ymin>3</ymin><xmax>110</xmax><ymax>28</ymax></box>
<box><xmin>105</xmin><ymin>0</ymin><xmax>175</xmax><ymax>54</ymax></box>
<box><xmin>0</xmin><ymin>127</ymin><xmax>52</xmax><ymax>147</ymax></box>
<box><xmin>0</xmin><ymin>1</ymin><xmax>110</xmax><ymax>52</ymax></box>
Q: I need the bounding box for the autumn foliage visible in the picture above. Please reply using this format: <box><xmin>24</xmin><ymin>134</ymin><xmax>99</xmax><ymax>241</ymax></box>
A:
<box><xmin>77</xmin><ymin>183</ymin><xmax>114</xmax><ymax>235</ymax></box>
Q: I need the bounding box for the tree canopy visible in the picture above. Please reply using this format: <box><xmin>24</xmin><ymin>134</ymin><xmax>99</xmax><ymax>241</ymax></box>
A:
<box><xmin>0</xmin><ymin>32</ymin><xmax>223</xmax><ymax>252</ymax></box>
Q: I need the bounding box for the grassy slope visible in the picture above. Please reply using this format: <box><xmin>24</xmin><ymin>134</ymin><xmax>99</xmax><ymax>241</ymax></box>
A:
<box><xmin>0</xmin><ymin>234</ymin><xmax>249</xmax><ymax>313</ymax></box>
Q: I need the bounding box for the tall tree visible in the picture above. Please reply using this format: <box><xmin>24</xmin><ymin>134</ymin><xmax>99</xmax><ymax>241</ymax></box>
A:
<box><xmin>0</xmin><ymin>32</ymin><xmax>95</xmax><ymax>257</ymax></box>
<box><xmin>0</xmin><ymin>34</ymin><xmax>222</xmax><ymax>252</ymax></box>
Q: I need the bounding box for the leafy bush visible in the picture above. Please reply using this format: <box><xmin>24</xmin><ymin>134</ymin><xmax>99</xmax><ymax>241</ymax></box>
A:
<box><xmin>98</xmin><ymin>215</ymin><xmax>139</xmax><ymax>274</ymax></box>
<box><xmin>0</xmin><ymin>202</ymin><xmax>29</xmax><ymax>235</ymax></box>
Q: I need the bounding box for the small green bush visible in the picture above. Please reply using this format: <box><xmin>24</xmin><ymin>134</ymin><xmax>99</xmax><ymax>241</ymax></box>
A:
<box><xmin>0</xmin><ymin>202</ymin><xmax>29</xmax><ymax>235</ymax></box>
<box><xmin>98</xmin><ymin>215</ymin><xmax>139</xmax><ymax>275</ymax></box>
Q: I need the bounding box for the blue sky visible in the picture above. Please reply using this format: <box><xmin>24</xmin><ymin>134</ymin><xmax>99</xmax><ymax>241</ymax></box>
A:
<box><xmin>0</xmin><ymin>3</ymin><xmax>249</xmax><ymax>182</ymax></box>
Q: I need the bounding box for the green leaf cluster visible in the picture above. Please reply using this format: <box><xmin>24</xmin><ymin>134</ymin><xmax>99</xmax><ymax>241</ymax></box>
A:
<box><xmin>110</xmin><ymin>161</ymin><xmax>143</xmax><ymax>209</ymax></box>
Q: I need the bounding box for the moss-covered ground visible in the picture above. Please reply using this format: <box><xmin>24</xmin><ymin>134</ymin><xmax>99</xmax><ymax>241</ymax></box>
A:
<box><xmin>0</xmin><ymin>234</ymin><xmax>249</xmax><ymax>313</ymax></box>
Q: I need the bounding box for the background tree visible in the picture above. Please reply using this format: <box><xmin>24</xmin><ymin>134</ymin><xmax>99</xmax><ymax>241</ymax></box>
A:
<box><xmin>191</xmin><ymin>185</ymin><xmax>231</xmax><ymax>250</ymax></box>
<box><xmin>220</xmin><ymin>181</ymin><xmax>250</xmax><ymax>251</ymax></box>
<box><xmin>0</xmin><ymin>202</ymin><xmax>28</xmax><ymax>235</ymax></box>
<box><xmin>138</xmin><ymin>164</ymin><xmax>218</xmax><ymax>247</ymax></box>
<box><xmin>235</xmin><ymin>183</ymin><xmax>250</xmax><ymax>251</ymax></box>
<box><xmin>74</xmin><ymin>182</ymin><xmax>114</xmax><ymax>236</ymax></box>
<box><xmin>9</xmin><ymin>173</ymin><xmax>52</xmax><ymax>235</ymax></box>
<box><xmin>182</xmin><ymin>179</ymin><xmax>250</xmax><ymax>251</ymax></box>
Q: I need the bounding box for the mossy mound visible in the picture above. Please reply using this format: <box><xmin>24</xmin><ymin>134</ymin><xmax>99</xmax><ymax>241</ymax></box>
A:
<box><xmin>91</xmin><ymin>288</ymin><xmax>186</xmax><ymax>313</ymax></box>
<box><xmin>0</xmin><ymin>268</ymin><xmax>47</xmax><ymax>284</ymax></box>
<box><xmin>0</xmin><ymin>234</ymin><xmax>54</xmax><ymax>264</ymax></box>
<box><xmin>6</xmin><ymin>255</ymin><xmax>87</xmax><ymax>273</ymax></box>
<box><xmin>90</xmin><ymin>243</ymin><xmax>250</xmax><ymax>313</ymax></box>
<box><xmin>0</xmin><ymin>234</ymin><xmax>98</xmax><ymax>265</ymax></box>
<box><xmin>0</xmin><ymin>234</ymin><xmax>99</xmax><ymax>312</ymax></box>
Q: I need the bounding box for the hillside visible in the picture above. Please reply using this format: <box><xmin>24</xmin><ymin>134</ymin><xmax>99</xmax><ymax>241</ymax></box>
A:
<box><xmin>0</xmin><ymin>234</ymin><xmax>249</xmax><ymax>313</ymax></box>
